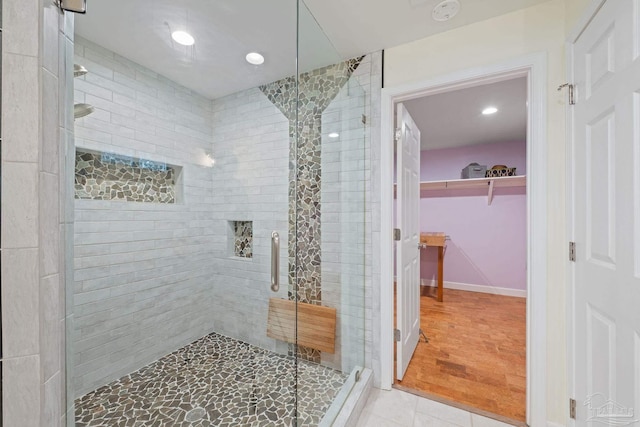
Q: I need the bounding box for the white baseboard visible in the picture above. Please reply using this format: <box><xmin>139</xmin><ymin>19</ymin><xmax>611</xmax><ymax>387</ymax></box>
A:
<box><xmin>420</xmin><ymin>279</ymin><xmax>527</xmax><ymax>298</ymax></box>
<box><xmin>547</xmin><ymin>422</ymin><xmax>565</xmax><ymax>427</ymax></box>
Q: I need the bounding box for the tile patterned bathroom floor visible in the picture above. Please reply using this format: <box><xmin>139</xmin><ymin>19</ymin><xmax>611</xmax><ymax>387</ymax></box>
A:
<box><xmin>356</xmin><ymin>389</ymin><xmax>522</xmax><ymax>427</ymax></box>
<box><xmin>75</xmin><ymin>333</ymin><xmax>348</xmax><ymax>426</ymax></box>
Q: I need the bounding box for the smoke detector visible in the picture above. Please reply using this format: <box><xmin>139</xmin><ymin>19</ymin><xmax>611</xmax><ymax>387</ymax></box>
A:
<box><xmin>432</xmin><ymin>0</ymin><xmax>460</xmax><ymax>22</ymax></box>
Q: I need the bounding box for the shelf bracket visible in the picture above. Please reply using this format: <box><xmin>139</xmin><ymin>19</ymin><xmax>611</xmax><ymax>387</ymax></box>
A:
<box><xmin>487</xmin><ymin>180</ymin><xmax>495</xmax><ymax>205</ymax></box>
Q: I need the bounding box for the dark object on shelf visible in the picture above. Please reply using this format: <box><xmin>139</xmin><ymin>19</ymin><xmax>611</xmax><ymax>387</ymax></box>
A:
<box><xmin>485</xmin><ymin>165</ymin><xmax>517</xmax><ymax>177</ymax></box>
<box><xmin>461</xmin><ymin>163</ymin><xmax>487</xmax><ymax>179</ymax></box>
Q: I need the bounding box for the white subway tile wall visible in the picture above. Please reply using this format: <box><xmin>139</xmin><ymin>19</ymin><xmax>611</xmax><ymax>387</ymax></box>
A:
<box><xmin>72</xmin><ymin>36</ymin><xmax>218</xmax><ymax>396</ymax></box>
<box><xmin>208</xmin><ymin>87</ymin><xmax>290</xmax><ymax>352</ymax></box>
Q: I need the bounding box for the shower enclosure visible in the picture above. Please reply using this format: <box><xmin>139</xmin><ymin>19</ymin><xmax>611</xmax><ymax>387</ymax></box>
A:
<box><xmin>66</xmin><ymin>1</ymin><xmax>370</xmax><ymax>425</ymax></box>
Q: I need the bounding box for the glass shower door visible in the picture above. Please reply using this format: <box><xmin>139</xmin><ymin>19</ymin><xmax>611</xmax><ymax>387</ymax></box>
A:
<box><xmin>66</xmin><ymin>0</ymin><xmax>368</xmax><ymax>424</ymax></box>
<box><xmin>293</xmin><ymin>1</ymin><xmax>369</xmax><ymax>424</ymax></box>
<box><xmin>68</xmin><ymin>1</ymin><xmax>302</xmax><ymax>426</ymax></box>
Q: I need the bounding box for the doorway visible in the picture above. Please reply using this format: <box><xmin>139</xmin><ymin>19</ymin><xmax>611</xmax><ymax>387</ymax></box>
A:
<box><xmin>393</xmin><ymin>76</ymin><xmax>528</xmax><ymax>423</ymax></box>
<box><xmin>380</xmin><ymin>55</ymin><xmax>549</xmax><ymax>427</ymax></box>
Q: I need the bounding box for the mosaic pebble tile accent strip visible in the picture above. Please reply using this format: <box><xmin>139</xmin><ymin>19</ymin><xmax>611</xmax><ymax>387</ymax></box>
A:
<box><xmin>75</xmin><ymin>332</ymin><xmax>347</xmax><ymax>427</ymax></box>
<box><xmin>260</xmin><ymin>57</ymin><xmax>364</xmax><ymax>362</ymax></box>
<box><xmin>233</xmin><ymin>221</ymin><xmax>253</xmax><ymax>258</ymax></box>
<box><xmin>75</xmin><ymin>150</ymin><xmax>176</xmax><ymax>203</ymax></box>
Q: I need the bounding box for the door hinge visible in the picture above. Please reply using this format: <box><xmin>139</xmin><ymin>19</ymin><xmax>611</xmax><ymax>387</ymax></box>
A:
<box><xmin>393</xmin><ymin>228</ymin><xmax>401</xmax><ymax>241</ymax></box>
<box><xmin>558</xmin><ymin>83</ymin><xmax>575</xmax><ymax>105</ymax></box>
<box><xmin>570</xmin><ymin>398</ymin><xmax>576</xmax><ymax>419</ymax></box>
<box><xmin>394</xmin><ymin>128</ymin><xmax>401</xmax><ymax>141</ymax></box>
<box><xmin>394</xmin><ymin>329</ymin><xmax>401</xmax><ymax>342</ymax></box>
<box><xmin>569</xmin><ymin>241</ymin><xmax>576</xmax><ymax>262</ymax></box>
<box><xmin>362</xmin><ymin>114</ymin><xmax>367</xmax><ymax>125</ymax></box>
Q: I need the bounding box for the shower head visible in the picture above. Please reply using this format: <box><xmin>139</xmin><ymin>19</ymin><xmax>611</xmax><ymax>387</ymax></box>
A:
<box><xmin>74</xmin><ymin>64</ymin><xmax>88</xmax><ymax>77</ymax></box>
<box><xmin>74</xmin><ymin>103</ymin><xmax>95</xmax><ymax>119</ymax></box>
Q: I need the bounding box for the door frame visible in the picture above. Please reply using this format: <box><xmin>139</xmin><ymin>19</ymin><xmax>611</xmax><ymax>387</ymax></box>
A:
<box><xmin>379</xmin><ymin>53</ymin><xmax>548</xmax><ymax>427</ymax></box>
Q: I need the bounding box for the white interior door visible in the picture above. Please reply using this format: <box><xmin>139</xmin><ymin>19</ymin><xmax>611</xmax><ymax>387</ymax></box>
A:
<box><xmin>396</xmin><ymin>103</ymin><xmax>421</xmax><ymax>381</ymax></box>
<box><xmin>572</xmin><ymin>0</ymin><xmax>640</xmax><ymax>423</ymax></box>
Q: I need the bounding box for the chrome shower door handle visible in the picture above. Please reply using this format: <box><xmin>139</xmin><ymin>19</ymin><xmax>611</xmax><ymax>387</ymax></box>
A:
<box><xmin>271</xmin><ymin>231</ymin><xmax>280</xmax><ymax>292</ymax></box>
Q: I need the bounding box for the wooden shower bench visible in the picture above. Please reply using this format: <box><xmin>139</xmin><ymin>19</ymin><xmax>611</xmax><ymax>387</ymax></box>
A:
<box><xmin>267</xmin><ymin>298</ymin><xmax>337</xmax><ymax>353</ymax></box>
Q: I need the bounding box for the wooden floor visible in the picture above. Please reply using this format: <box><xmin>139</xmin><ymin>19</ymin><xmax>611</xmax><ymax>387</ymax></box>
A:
<box><xmin>396</xmin><ymin>288</ymin><xmax>526</xmax><ymax>422</ymax></box>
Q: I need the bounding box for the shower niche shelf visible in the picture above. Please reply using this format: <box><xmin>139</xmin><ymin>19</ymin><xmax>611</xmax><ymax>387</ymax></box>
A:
<box><xmin>74</xmin><ymin>149</ymin><xmax>182</xmax><ymax>204</ymax></box>
<box><xmin>229</xmin><ymin>220</ymin><xmax>253</xmax><ymax>259</ymax></box>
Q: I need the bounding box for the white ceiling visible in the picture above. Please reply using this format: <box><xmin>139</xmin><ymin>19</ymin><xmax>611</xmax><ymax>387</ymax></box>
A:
<box><xmin>76</xmin><ymin>1</ymin><xmax>340</xmax><ymax>99</ymax></box>
<box><xmin>76</xmin><ymin>0</ymin><xmax>549</xmax><ymax>99</ymax></box>
<box><xmin>403</xmin><ymin>77</ymin><xmax>527</xmax><ymax>150</ymax></box>
<box><xmin>303</xmin><ymin>0</ymin><xmax>552</xmax><ymax>59</ymax></box>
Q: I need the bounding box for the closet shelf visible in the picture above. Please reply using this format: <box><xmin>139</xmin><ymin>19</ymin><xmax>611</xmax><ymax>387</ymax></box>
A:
<box><xmin>420</xmin><ymin>175</ymin><xmax>526</xmax><ymax>205</ymax></box>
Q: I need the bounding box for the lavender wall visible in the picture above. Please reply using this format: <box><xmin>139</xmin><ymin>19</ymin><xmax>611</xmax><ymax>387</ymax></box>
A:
<box><xmin>420</xmin><ymin>141</ymin><xmax>527</xmax><ymax>292</ymax></box>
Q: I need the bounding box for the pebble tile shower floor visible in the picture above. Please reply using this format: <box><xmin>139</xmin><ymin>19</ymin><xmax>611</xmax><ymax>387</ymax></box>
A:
<box><xmin>75</xmin><ymin>333</ymin><xmax>348</xmax><ymax>426</ymax></box>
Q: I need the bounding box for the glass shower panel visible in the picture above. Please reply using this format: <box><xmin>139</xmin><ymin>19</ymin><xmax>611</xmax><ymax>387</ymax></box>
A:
<box><xmin>67</xmin><ymin>1</ymin><xmax>303</xmax><ymax>426</ymax></box>
<box><xmin>295</xmin><ymin>1</ymin><xmax>368</xmax><ymax>425</ymax></box>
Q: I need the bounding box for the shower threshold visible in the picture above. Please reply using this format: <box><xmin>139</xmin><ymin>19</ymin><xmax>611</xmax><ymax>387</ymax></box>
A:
<box><xmin>75</xmin><ymin>332</ymin><xmax>348</xmax><ymax>426</ymax></box>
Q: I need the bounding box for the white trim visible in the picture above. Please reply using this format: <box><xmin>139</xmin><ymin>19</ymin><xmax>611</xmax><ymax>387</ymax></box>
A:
<box><xmin>380</xmin><ymin>84</ymin><xmax>395</xmax><ymax>391</ymax></box>
<box><xmin>567</xmin><ymin>0</ymin><xmax>607</xmax><ymax>43</ymax></box>
<box><xmin>379</xmin><ymin>53</ymin><xmax>548</xmax><ymax>427</ymax></box>
<box><xmin>420</xmin><ymin>279</ymin><xmax>527</xmax><ymax>298</ymax></box>
<box><xmin>547</xmin><ymin>422</ymin><xmax>565</xmax><ymax>427</ymax></box>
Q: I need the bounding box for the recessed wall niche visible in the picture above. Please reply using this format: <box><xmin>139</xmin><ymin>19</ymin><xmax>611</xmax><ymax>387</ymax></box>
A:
<box><xmin>75</xmin><ymin>150</ymin><xmax>181</xmax><ymax>204</ymax></box>
<box><xmin>229</xmin><ymin>221</ymin><xmax>253</xmax><ymax>259</ymax></box>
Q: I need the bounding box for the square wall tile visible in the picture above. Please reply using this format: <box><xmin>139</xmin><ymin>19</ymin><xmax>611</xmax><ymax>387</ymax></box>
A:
<box><xmin>2</xmin><ymin>0</ymin><xmax>39</xmax><ymax>56</ymax></box>
<box><xmin>2</xmin><ymin>54</ymin><xmax>39</xmax><ymax>163</ymax></box>
<box><xmin>41</xmin><ymin>69</ymin><xmax>60</xmax><ymax>174</ymax></box>
<box><xmin>40</xmin><ymin>171</ymin><xmax>61</xmax><ymax>276</ymax></box>
<box><xmin>1</xmin><ymin>162</ymin><xmax>39</xmax><ymax>248</ymax></box>
<box><xmin>41</xmin><ymin>274</ymin><xmax>61</xmax><ymax>382</ymax></box>
<box><xmin>1</xmin><ymin>248</ymin><xmax>40</xmax><ymax>357</ymax></box>
<box><xmin>43</xmin><ymin>372</ymin><xmax>62</xmax><ymax>426</ymax></box>
<box><xmin>42</xmin><ymin>1</ymin><xmax>61</xmax><ymax>74</ymax></box>
<box><xmin>3</xmin><ymin>355</ymin><xmax>41</xmax><ymax>427</ymax></box>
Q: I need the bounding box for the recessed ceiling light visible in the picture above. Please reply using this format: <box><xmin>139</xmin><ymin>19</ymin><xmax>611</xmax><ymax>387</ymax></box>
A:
<box><xmin>246</xmin><ymin>52</ymin><xmax>265</xmax><ymax>65</ymax></box>
<box><xmin>482</xmin><ymin>107</ymin><xmax>498</xmax><ymax>115</ymax></box>
<box><xmin>172</xmin><ymin>31</ymin><xmax>195</xmax><ymax>46</ymax></box>
<box><xmin>432</xmin><ymin>0</ymin><xmax>460</xmax><ymax>22</ymax></box>
<box><xmin>328</xmin><ymin>132</ymin><xmax>340</xmax><ymax>138</ymax></box>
